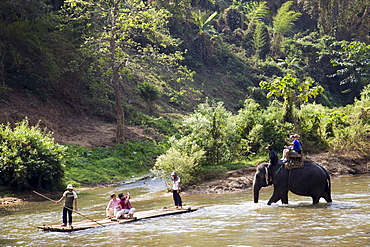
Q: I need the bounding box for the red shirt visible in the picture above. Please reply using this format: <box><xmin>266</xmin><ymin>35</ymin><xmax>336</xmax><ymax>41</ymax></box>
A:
<box><xmin>119</xmin><ymin>196</ymin><xmax>132</xmax><ymax>209</ymax></box>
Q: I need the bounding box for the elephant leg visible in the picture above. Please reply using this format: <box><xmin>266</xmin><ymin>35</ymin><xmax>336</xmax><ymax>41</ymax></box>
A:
<box><xmin>312</xmin><ymin>196</ymin><xmax>320</xmax><ymax>204</ymax></box>
<box><xmin>281</xmin><ymin>192</ymin><xmax>288</xmax><ymax>204</ymax></box>
<box><xmin>323</xmin><ymin>193</ymin><xmax>332</xmax><ymax>203</ymax></box>
<box><xmin>267</xmin><ymin>198</ymin><xmax>276</xmax><ymax>205</ymax></box>
<box><xmin>267</xmin><ymin>189</ymin><xmax>286</xmax><ymax>205</ymax></box>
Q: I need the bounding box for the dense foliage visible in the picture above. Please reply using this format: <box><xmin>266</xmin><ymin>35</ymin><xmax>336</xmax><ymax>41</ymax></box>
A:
<box><xmin>1</xmin><ymin>0</ymin><xmax>370</xmax><ymax>188</ymax></box>
<box><xmin>1</xmin><ymin>0</ymin><xmax>369</xmax><ymax>114</ymax></box>
<box><xmin>156</xmin><ymin>88</ymin><xmax>370</xmax><ymax>183</ymax></box>
<box><xmin>0</xmin><ymin>119</ymin><xmax>66</xmax><ymax>190</ymax></box>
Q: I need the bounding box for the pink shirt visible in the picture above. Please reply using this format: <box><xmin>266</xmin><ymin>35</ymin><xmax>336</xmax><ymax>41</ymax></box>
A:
<box><xmin>106</xmin><ymin>199</ymin><xmax>121</xmax><ymax>210</ymax></box>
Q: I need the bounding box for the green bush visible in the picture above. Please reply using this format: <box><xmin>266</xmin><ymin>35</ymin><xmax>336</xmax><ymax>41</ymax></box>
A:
<box><xmin>327</xmin><ymin>88</ymin><xmax>370</xmax><ymax>156</ymax></box>
<box><xmin>0</xmin><ymin>119</ymin><xmax>66</xmax><ymax>191</ymax></box>
<box><xmin>136</xmin><ymin>81</ymin><xmax>162</xmax><ymax>113</ymax></box>
<box><xmin>154</xmin><ymin>146</ymin><xmax>205</xmax><ymax>185</ymax></box>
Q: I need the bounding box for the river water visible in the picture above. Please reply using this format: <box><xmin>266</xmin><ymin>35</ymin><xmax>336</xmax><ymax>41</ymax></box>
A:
<box><xmin>1</xmin><ymin>175</ymin><xmax>369</xmax><ymax>247</ymax></box>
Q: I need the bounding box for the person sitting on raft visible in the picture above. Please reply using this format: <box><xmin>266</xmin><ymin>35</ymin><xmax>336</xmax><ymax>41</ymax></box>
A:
<box><xmin>115</xmin><ymin>192</ymin><xmax>136</xmax><ymax>219</ymax></box>
<box><xmin>106</xmin><ymin>193</ymin><xmax>120</xmax><ymax>219</ymax></box>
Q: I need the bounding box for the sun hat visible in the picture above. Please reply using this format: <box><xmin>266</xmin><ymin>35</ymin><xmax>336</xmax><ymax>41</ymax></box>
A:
<box><xmin>66</xmin><ymin>184</ymin><xmax>73</xmax><ymax>190</ymax></box>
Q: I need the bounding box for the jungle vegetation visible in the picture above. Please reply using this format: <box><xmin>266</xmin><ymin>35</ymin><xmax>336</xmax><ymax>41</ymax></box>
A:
<box><xmin>1</xmin><ymin>0</ymin><xmax>370</xmax><ymax>190</ymax></box>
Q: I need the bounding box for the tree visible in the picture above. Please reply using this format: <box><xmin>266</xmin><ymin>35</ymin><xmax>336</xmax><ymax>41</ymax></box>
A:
<box><xmin>181</xmin><ymin>100</ymin><xmax>239</xmax><ymax>165</ymax></box>
<box><xmin>271</xmin><ymin>1</ymin><xmax>301</xmax><ymax>56</ymax></box>
<box><xmin>189</xmin><ymin>10</ymin><xmax>219</xmax><ymax>61</ymax></box>
<box><xmin>299</xmin><ymin>0</ymin><xmax>370</xmax><ymax>42</ymax></box>
<box><xmin>190</xmin><ymin>10</ymin><xmax>219</xmax><ymax>38</ymax></box>
<box><xmin>241</xmin><ymin>1</ymin><xmax>270</xmax><ymax>59</ymax></box>
<box><xmin>154</xmin><ymin>100</ymin><xmax>240</xmax><ymax>184</ymax></box>
<box><xmin>273</xmin><ymin>1</ymin><xmax>301</xmax><ymax>35</ymax></box>
<box><xmin>0</xmin><ymin>0</ymin><xmax>81</xmax><ymax>97</ymax></box>
<box><xmin>277</xmin><ymin>56</ymin><xmax>301</xmax><ymax>76</ymax></box>
<box><xmin>325</xmin><ymin>40</ymin><xmax>370</xmax><ymax>100</ymax></box>
<box><xmin>244</xmin><ymin>1</ymin><xmax>268</xmax><ymax>31</ymax></box>
<box><xmin>62</xmin><ymin>0</ymin><xmax>185</xmax><ymax>143</ymax></box>
<box><xmin>136</xmin><ymin>81</ymin><xmax>161</xmax><ymax>114</ymax></box>
<box><xmin>260</xmin><ymin>74</ymin><xmax>324</xmax><ymax>122</ymax></box>
<box><xmin>224</xmin><ymin>6</ymin><xmax>242</xmax><ymax>32</ymax></box>
<box><xmin>253</xmin><ymin>22</ymin><xmax>269</xmax><ymax>59</ymax></box>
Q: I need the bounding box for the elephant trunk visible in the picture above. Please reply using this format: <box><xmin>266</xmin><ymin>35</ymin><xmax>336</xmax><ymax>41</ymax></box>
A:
<box><xmin>253</xmin><ymin>177</ymin><xmax>260</xmax><ymax>203</ymax></box>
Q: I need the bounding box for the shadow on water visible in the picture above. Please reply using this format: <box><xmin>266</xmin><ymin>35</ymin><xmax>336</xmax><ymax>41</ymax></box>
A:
<box><xmin>273</xmin><ymin>201</ymin><xmax>358</xmax><ymax>210</ymax></box>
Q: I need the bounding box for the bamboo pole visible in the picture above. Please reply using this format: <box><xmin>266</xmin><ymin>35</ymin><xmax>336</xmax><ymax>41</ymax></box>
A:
<box><xmin>33</xmin><ymin>190</ymin><xmax>105</xmax><ymax>227</ymax></box>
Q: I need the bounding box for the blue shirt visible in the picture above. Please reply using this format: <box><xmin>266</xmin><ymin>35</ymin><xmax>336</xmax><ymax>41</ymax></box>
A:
<box><xmin>292</xmin><ymin>139</ymin><xmax>301</xmax><ymax>151</ymax></box>
<box><xmin>269</xmin><ymin>150</ymin><xmax>278</xmax><ymax>165</ymax></box>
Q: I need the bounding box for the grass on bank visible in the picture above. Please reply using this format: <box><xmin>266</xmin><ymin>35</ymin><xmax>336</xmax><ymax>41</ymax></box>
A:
<box><xmin>62</xmin><ymin>141</ymin><xmax>168</xmax><ymax>187</ymax></box>
<box><xmin>63</xmin><ymin>144</ymin><xmax>263</xmax><ymax>188</ymax></box>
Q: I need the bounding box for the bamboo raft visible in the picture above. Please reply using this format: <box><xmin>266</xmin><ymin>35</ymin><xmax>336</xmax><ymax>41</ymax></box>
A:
<box><xmin>37</xmin><ymin>205</ymin><xmax>203</xmax><ymax>232</ymax></box>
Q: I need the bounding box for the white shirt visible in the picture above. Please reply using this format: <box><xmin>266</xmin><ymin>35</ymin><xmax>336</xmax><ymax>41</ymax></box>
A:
<box><xmin>172</xmin><ymin>176</ymin><xmax>180</xmax><ymax>190</ymax></box>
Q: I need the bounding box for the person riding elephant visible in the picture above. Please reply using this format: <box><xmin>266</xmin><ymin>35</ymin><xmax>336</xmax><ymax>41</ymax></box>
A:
<box><xmin>282</xmin><ymin>134</ymin><xmax>302</xmax><ymax>162</ymax></box>
<box><xmin>253</xmin><ymin>160</ymin><xmax>332</xmax><ymax>205</ymax></box>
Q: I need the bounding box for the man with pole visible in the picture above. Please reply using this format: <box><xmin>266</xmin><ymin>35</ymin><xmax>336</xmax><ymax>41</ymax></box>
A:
<box><xmin>33</xmin><ymin>189</ymin><xmax>105</xmax><ymax>227</ymax></box>
<box><xmin>56</xmin><ymin>184</ymin><xmax>78</xmax><ymax>227</ymax></box>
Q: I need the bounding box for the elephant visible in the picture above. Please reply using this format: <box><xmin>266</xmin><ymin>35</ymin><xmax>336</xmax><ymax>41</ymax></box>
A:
<box><xmin>253</xmin><ymin>160</ymin><xmax>332</xmax><ymax>205</ymax></box>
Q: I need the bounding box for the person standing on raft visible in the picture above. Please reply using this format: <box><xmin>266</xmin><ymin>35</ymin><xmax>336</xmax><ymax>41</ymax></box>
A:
<box><xmin>56</xmin><ymin>184</ymin><xmax>78</xmax><ymax>227</ymax></box>
<box><xmin>169</xmin><ymin>171</ymin><xmax>182</xmax><ymax>209</ymax></box>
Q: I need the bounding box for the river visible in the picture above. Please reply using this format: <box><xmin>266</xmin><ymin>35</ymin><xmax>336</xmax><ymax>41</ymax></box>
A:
<box><xmin>1</xmin><ymin>175</ymin><xmax>369</xmax><ymax>246</ymax></box>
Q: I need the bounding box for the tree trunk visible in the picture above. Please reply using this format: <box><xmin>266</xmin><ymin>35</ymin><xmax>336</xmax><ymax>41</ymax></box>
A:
<box><xmin>111</xmin><ymin>0</ymin><xmax>125</xmax><ymax>144</ymax></box>
<box><xmin>283</xmin><ymin>91</ymin><xmax>294</xmax><ymax>123</ymax></box>
<box><xmin>113</xmin><ymin>80</ymin><xmax>125</xmax><ymax>144</ymax></box>
<box><xmin>0</xmin><ymin>47</ymin><xmax>5</xmax><ymax>86</ymax></box>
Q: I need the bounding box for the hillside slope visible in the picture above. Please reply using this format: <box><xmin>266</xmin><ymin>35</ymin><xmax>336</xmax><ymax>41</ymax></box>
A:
<box><xmin>0</xmin><ymin>91</ymin><xmax>153</xmax><ymax>148</ymax></box>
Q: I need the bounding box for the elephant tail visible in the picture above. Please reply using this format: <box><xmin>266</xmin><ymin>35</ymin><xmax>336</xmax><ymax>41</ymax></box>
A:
<box><xmin>325</xmin><ymin>168</ymin><xmax>331</xmax><ymax>191</ymax></box>
<box><xmin>319</xmin><ymin>162</ymin><xmax>333</xmax><ymax>202</ymax></box>
<box><xmin>324</xmin><ymin>168</ymin><xmax>332</xmax><ymax>202</ymax></box>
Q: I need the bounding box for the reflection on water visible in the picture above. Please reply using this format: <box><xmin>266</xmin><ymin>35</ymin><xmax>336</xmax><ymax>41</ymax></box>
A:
<box><xmin>1</xmin><ymin>175</ymin><xmax>370</xmax><ymax>246</ymax></box>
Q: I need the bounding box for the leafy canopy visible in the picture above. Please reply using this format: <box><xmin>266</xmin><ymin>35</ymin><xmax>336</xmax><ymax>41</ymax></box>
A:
<box><xmin>328</xmin><ymin>40</ymin><xmax>370</xmax><ymax>93</ymax></box>
<box><xmin>190</xmin><ymin>10</ymin><xmax>219</xmax><ymax>39</ymax></box>
<box><xmin>260</xmin><ymin>74</ymin><xmax>324</xmax><ymax>103</ymax></box>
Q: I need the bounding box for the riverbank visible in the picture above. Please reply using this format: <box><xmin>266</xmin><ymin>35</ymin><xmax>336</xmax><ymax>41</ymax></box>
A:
<box><xmin>1</xmin><ymin>152</ymin><xmax>369</xmax><ymax>205</ymax></box>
